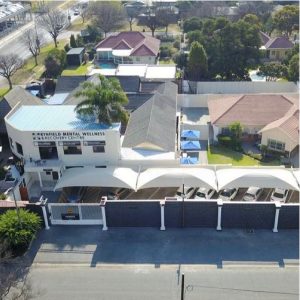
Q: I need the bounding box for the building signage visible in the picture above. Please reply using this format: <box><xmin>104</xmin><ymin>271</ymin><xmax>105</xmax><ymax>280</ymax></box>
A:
<box><xmin>83</xmin><ymin>141</ymin><xmax>106</xmax><ymax>146</ymax></box>
<box><xmin>61</xmin><ymin>213</ymin><xmax>80</xmax><ymax>220</ymax></box>
<box><xmin>32</xmin><ymin>131</ymin><xmax>105</xmax><ymax>141</ymax></box>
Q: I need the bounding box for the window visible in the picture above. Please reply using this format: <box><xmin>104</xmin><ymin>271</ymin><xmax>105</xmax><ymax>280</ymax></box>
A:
<box><xmin>16</xmin><ymin>142</ymin><xmax>23</xmax><ymax>156</ymax></box>
<box><xmin>60</xmin><ymin>141</ymin><xmax>82</xmax><ymax>155</ymax></box>
<box><xmin>63</xmin><ymin>145</ymin><xmax>82</xmax><ymax>155</ymax></box>
<box><xmin>83</xmin><ymin>141</ymin><xmax>105</xmax><ymax>153</ymax></box>
<box><xmin>267</xmin><ymin>139</ymin><xmax>285</xmax><ymax>152</ymax></box>
<box><xmin>136</xmin><ymin>57</ymin><xmax>140</xmax><ymax>61</ymax></box>
<box><xmin>271</xmin><ymin>51</ymin><xmax>275</xmax><ymax>55</ymax></box>
<box><xmin>9</xmin><ymin>137</ymin><xmax>14</xmax><ymax>149</ymax></box>
<box><xmin>93</xmin><ymin>145</ymin><xmax>105</xmax><ymax>153</ymax></box>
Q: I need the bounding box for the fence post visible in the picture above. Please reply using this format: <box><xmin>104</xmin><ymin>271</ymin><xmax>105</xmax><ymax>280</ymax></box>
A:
<box><xmin>40</xmin><ymin>196</ymin><xmax>50</xmax><ymax>230</ymax></box>
<box><xmin>100</xmin><ymin>197</ymin><xmax>108</xmax><ymax>231</ymax></box>
<box><xmin>273</xmin><ymin>202</ymin><xmax>281</xmax><ymax>233</ymax></box>
<box><xmin>160</xmin><ymin>200</ymin><xmax>166</xmax><ymax>231</ymax></box>
<box><xmin>216</xmin><ymin>199</ymin><xmax>223</xmax><ymax>231</ymax></box>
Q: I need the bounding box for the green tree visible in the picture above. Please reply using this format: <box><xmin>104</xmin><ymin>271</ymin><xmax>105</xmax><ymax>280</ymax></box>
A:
<box><xmin>187</xmin><ymin>41</ymin><xmax>208</xmax><ymax>81</ymax></box>
<box><xmin>44</xmin><ymin>48</ymin><xmax>66</xmax><ymax>78</ymax></box>
<box><xmin>258</xmin><ymin>62</ymin><xmax>288</xmax><ymax>81</ymax></box>
<box><xmin>75</xmin><ymin>75</ymin><xmax>128</xmax><ymax>125</ymax></box>
<box><xmin>228</xmin><ymin>121</ymin><xmax>243</xmax><ymax>151</ymax></box>
<box><xmin>183</xmin><ymin>17</ymin><xmax>202</xmax><ymax>33</ymax></box>
<box><xmin>173</xmin><ymin>52</ymin><xmax>188</xmax><ymax>69</ymax></box>
<box><xmin>288</xmin><ymin>53</ymin><xmax>299</xmax><ymax>82</ymax></box>
<box><xmin>70</xmin><ymin>34</ymin><xmax>77</xmax><ymax>48</ymax></box>
<box><xmin>186</xmin><ymin>30</ymin><xmax>204</xmax><ymax>47</ymax></box>
<box><xmin>273</xmin><ymin>5</ymin><xmax>299</xmax><ymax>37</ymax></box>
<box><xmin>0</xmin><ymin>209</ymin><xmax>41</xmax><ymax>250</ymax></box>
<box><xmin>243</xmin><ymin>14</ymin><xmax>262</xmax><ymax>29</ymax></box>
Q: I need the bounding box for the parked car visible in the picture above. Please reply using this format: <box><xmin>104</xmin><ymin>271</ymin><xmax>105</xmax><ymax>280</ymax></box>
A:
<box><xmin>194</xmin><ymin>187</ymin><xmax>215</xmax><ymax>199</ymax></box>
<box><xmin>270</xmin><ymin>188</ymin><xmax>289</xmax><ymax>203</ymax></box>
<box><xmin>67</xmin><ymin>186</ymin><xmax>85</xmax><ymax>203</ymax></box>
<box><xmin>243</xmin><ymin>187</ymin><xmax>263</xmax><ymax>202</ymax></box>
<box><xmin>107</xmin><ymin>191</ymin><xmax>120</xmax><ymax>200</ymax></box>
<box><xmin>176</xmin><ymin>187</ymin><xmax>195</xmax><ymax>199</ymax></box>
<box><xmin>219</xmin><ymin>188</ymin><xmax>238</xmax><ymax>201</ymax></box>
<box><xmin>74</xmin><ymin>9</ymin><xmax>80</xmax><ymax>15</ymax></box>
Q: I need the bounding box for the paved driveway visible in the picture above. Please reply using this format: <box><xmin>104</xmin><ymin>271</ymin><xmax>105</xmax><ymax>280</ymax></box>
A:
<box><xmin>28</xmin><ymin>227</ymin><xmax>299</xmax><ymax>267</ymax></box>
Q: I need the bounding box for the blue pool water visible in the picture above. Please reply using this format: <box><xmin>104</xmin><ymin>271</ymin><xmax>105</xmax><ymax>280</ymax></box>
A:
<box><xmin>249</xmin><ymin>70</ymin><xmax>266</xmax><ymax>81</ymax></box>
<box><xmin>96</xmin><ymin>61</ymin><xmax>116</xmax><ymax>69</ymax></box>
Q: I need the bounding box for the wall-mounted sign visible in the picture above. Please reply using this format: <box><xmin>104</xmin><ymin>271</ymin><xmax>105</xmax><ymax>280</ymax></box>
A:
<box><xmin>83</xmin><ymin>141</ymin><xmax>106</xmax><ymax>146</ymax></box>
<box><xmin>61</xmin><ymin>213</ymin><xmax>80</xmax><ymax>220</ymax></box>
<box><xmin>32</xmin><ymin>131</ymin><xmax>105</xmax><ymax>142</ymax></box>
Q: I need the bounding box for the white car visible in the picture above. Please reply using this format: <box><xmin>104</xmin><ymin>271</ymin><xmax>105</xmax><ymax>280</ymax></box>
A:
<box><xmin>270</xmin><ymin>188</ymin><xmax>289</xmax><ymax>203</ymax></box>
<box><xmin>194</xmin><ymin>188</ymin><xmax>215</xmax><ymax>199</ymax></box>
<box><xmin>243</xmin><ymin>187</ymin><xmax>263</xmax><ymax>202</ymax></box>
<box><xmin>176</xmin><ymin>187</ymin><xmax>195</xmax><ymax>199</ymax></box>
<box><xmin>219</xmin><ymin>188</ymin><xmax>238</xmax><ymax>201</ymax></box>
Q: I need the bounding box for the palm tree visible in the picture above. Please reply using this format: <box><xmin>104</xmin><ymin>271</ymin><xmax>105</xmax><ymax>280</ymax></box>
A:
<box><xmin>74</xmin><ymin>75</ymin><xmax>129</xmax><ymax>125</ymax></box>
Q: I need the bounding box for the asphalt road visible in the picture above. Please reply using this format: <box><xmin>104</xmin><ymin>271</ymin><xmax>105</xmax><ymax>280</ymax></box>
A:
<box><xmin>0</xmin><ymin>8</ymin><xmax>80</xmax><ymax>88</ymax></box>
<box><xmin>27</xmin><ymin>266</ymin><xmax>299</xmax><ymax>300</ymax></box>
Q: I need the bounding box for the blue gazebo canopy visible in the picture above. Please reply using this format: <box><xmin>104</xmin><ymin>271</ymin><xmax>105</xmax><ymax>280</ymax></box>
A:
<box><xmin>180</xmin><ymin>140</ymin><xmax>201</xmax><ymax>150</ymax></box>
<box><xmin>180</xmin><ymin>157</ymin><xmax>199</xmax><ymax>164</ymax></box>
<box><xmin>181</xmin><ymin>130</ymin><xmax>200</xmax><ymax>139</ymax></box>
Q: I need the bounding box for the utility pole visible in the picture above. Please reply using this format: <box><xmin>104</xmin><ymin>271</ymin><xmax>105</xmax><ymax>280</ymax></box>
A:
<box><xmin>181</xmin><ymin>273</ymin><xmax>185</xmax><ymax>300</ymax></box>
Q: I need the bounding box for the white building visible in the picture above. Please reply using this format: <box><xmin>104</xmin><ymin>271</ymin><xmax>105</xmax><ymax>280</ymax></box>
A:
<box><xmin>5</xmin><ymin>105</ymin><xmax>121</xmax><ymax>190</ymax></box>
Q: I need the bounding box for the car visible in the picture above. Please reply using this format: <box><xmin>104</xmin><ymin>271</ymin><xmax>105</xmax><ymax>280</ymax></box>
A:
<box><xmin>219</xmin><ymin>188</ymin><xmax>238</xmax><ymax>201</ymax></box>
<box><xmin>243</xmin><ymin>187</ymin><xmax>263</xmax><ymax>202</ymax></box>
<box><xmin>67</xmin><ymin>186</ymin><xmax>85</xmax><ymax>203</ymax></box>
<box><xmin>194</xmin><ymin>187</ymin><xmax>215</xmax><ymax>199</ymax></box>
<box><xmin>270</xmin><ymin>188</ymin><xmax>289</xmax><ymax>203</ymax></box>
<box><xmin>176</xmin><ymin>187</ymin><xmax>195</xmax><ymax>199</ymax></box>
<box><xmin>107</xmin><ymin>191</ymin><xmax>120</xmax><ymax>200</ymax></box>
<box><xmin>74</xmin><ymin>9</ymin><xmax>80</xmax><ymax>15</ymax></box>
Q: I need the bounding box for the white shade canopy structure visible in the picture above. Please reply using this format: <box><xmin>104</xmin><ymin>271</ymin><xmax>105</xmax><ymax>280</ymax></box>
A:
<box><xmin>216</xmin><ymin>168</ymin><xmax>300</xmax><ymax>191</ymax></box>
<box><xmin>55</xmin><ymin>167</ymin><xmax>138</xmax><ymax>191</ymax></box>
<box><xmin>292</xmin><ymin>169</ymin><xmax>300</xmax><ymax>188</ymax></box>
<box><xmin>136</xmin><ymin>168</ymin><xmax>217</xmax><ymax>190</ymax></box>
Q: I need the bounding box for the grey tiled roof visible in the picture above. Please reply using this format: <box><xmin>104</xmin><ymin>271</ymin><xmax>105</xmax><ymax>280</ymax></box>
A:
<box><xmin>265</xmin><ymin>36</ymin><xmax>294</xmax><ymax>49</ymax></box>
<box><xmin>122</xmin><ymin>81</ymin><xmax>177</xmax><ymax>152</ymax></box>
<box><xmin>55</xmin><ymin>76</ymin><xmax>87</xmax><ymax>93</ymax></box>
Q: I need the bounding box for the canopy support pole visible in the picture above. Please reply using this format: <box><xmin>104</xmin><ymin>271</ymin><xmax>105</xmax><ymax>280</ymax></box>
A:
<box><xmin>273</xmin><ymin>202</ymin><xmax>281</xmax><ymax>233</ymax></box>
<box><xmin>216</xmin><ymin>199</ymin><xmax>223</xmax><ymax>231</ymax></box>
<box><xmin>160</xmin><ymin>200</ymin><xmax>166</xmax><ymax>231</ymax></box>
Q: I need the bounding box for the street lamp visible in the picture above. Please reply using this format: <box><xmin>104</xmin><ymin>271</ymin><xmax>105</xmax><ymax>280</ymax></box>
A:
<box><xmin>6</xmin><ymin>186</ymin><xmax>22</xmax><ymax>228</ymax></box>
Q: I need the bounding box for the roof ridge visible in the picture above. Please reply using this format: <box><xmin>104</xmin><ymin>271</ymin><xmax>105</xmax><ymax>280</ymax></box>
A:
<box><xmin>213</xmin><ymin>95</ymin><xmax>245</xmax><ymax>124</ymax></box>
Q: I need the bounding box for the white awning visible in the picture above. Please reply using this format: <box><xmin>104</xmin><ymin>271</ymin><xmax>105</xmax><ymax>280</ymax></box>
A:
<box><xmin>292</xmin><ymin>169</ymin><xmax>300</xmax><ymax>188</ymax></box>
<box><xmin>137</xmin><ymin>168</ymin><xmax>217</xmax><ymax>190</ymax></box>
<box><xmin>112</xmin><ymin>49</ymin><xmax>132</xmax><ymax>57</ymax></box>
<box><xmin>216</xmin><ymin>168</ymin><xmax>299</xmax><ymax>191</ymax></box>
<box><xmin>54</xmin><ymin>167</ymin><xmax>138</xmax><ymax>191</ymax></box>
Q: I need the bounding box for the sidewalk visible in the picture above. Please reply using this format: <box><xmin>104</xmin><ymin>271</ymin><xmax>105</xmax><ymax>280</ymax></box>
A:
<box><xmin>28</xmin><ymin>227</ymin><xmax>299</xmax><ymax>267</ymax></box>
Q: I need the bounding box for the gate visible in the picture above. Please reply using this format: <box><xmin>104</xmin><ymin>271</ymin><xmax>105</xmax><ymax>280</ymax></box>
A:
<box><xmin>48</xmin><ymin>203</ymin><xmax>103</xmax><ymax>225</ymax></box>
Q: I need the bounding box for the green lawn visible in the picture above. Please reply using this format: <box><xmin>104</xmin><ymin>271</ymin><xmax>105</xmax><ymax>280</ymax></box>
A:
<box><xmin>61</xmin><ymin>62</ymin><xmax>92</xmax><ymax>76</ymax></box>
<box><xmin>0</xmin><ymin>87</ymin><xmax>9</xmax><ymax>99</ymax></box>
<box><xmin>208</xmin><ymin>145</ymin><xmax>281</xmax><ymax>166</ymax></box>
<box><xmin>12</xmin><ymin>39</ymin><xmax>68</xmax><ymax>85</ymax></box>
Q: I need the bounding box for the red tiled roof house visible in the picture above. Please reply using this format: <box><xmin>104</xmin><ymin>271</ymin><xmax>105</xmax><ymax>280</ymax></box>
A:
<box><xmin>208</xmin><ymin>94</ymin><xmax>299</xmax><ymax>155</ymax></box>
<box><xmin>95</xmin><ymin>32</ymin><xmax>160</xmax><ymax>65</ymax></box>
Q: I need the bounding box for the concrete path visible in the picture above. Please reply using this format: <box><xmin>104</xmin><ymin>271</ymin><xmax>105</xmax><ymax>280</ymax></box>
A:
<box><xmin>29</xmin><ymin>227</ymin><xmax>299</xmax><ymax>267</ymax></box>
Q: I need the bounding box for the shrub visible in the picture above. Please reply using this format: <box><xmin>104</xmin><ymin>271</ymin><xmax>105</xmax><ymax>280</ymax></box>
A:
<box><xmin>64</xmin><ymin>43</ymin><xmax>70</xmax><ymax>52</ymax></box>
<box><xmin>173</xmin><ymin>40</ymin><xmax>180</xmax><ymax>49</ymax></box>
<box><xmin>44</xmin><ymin>48</ymin><xmax>66</xmax><ymax>78</ymax></box>
<box><xmin>0</xmin><ymin>209</ymin><xmax>41</xmax><ymax>250</ymax></box>
<box><xmin>0</xmin><ymin>193</ymin><xmax>7</xmax><ymax>200</ymax></box>
<box><xmin>157</xmin><ymin>35</ymin><xmax>175</xmax><ymax>43</ymax></box>
<box><xmin>217</xmin><ymin>135</ymin><xmax>232</xmax><ymax>147</ymax></box>
<box><xmin>0</xmin><ymin>167</ymin><xmax>6</xmax><ymax>180</ymax></box>
<box><xmin>160</xmin><ymin>44</ymin><xmax>176</xmax><ymax>59</ymax></box>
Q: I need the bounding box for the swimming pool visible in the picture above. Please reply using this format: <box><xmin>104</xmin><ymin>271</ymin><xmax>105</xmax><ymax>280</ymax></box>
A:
<box><xmin>96</xmin><ymin>61</ymin><xmax>116</xmax><ymax>69</ymax></box>
<box><xmin>249</xmin><ymin>70</ymin><xmax>266</xmax><ymax>81</ymax></box>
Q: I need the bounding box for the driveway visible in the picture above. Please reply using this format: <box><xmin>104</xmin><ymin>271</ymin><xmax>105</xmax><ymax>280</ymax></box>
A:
<box><xmin>28</xmin><ymin>227</ymin><xmax>299</xmax><ymax>267</ymax></box>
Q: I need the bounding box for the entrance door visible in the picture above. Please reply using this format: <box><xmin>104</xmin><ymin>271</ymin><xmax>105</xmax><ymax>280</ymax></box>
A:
<box><xmin>52</xmin><ymin>171</ymin><xmax>59</xmax><ymax>180</ymax></box>
<box><xmin>19</xmin><ymin>187</ymin><xmax>29</xmax><ymax>200</ymax></box>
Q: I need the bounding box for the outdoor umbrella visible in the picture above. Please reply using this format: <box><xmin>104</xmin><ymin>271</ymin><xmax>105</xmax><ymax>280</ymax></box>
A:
<box><xmin>180</xmin><ymin>140</ymin><xmax>201</xmax><ymax>151</ymax></box>
<box><xmin>180</xmin><ymin>157</ymin><xmax>198</xmax><ymax>164</ymax></box>
<box><xmin>181</xmin><ymin>130</ymin><xmax>200</xmax><ymax>140</ymax></box>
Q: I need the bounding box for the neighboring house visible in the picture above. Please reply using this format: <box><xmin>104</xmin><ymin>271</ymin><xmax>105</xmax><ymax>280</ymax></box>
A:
<box><xmin>208</xmin><ymin>94</ymin><xmax>299</xmax><ymax>155</ymax></box>
<box><xmin>260</xmin><ymin>33</ymin><xmax>294</xmax><ymax>61</ymax></box>
<box><xmin>259</xmin><ymin>104</ymin><xmax>299</xmax><ymax>157</ymax></box>
<box><xmin>95</xmin><ymin>31</ymin><xmax>160</xmax><ymax>65</ymax></box>
<box><xmin>0</xmin><ymin>86</ymin><xmax>44</xmax><ymax>136</ymax></box>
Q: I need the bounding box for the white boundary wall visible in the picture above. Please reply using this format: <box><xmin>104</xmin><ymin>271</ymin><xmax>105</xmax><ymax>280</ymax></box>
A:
<box><xmin>196</xmin><ymin>82</ymin><xmax>298</xmax><ymax>94</ymax></box>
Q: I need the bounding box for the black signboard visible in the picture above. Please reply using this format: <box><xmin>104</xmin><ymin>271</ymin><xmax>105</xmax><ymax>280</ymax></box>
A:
<box><xmin>61</xmin><ymin>213</ymin><xmax>80</xmax><ymax>220</ymax></box>
<box><xmin>34</xmin><ymin>141</ymin><xmax>56</xmax><ymax>147</ymax></box>
<box><xmin>59</xmin><ymin>141</ymin><xmax>81</xmax><ymax>146</ymax></box>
